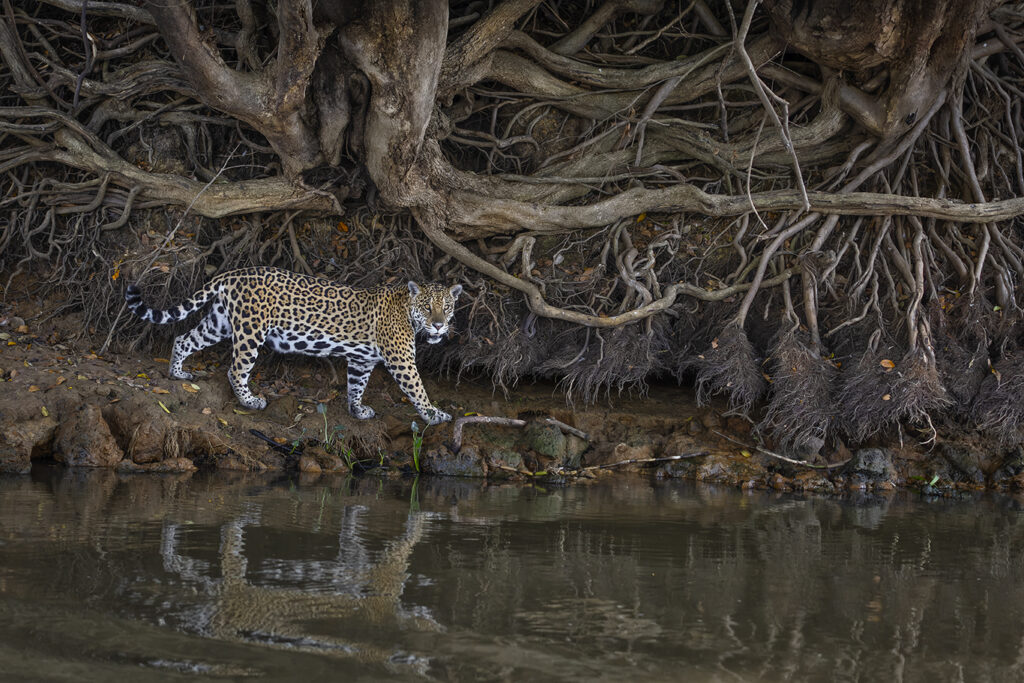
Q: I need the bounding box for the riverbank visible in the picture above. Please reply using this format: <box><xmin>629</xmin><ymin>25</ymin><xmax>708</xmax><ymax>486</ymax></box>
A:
<box><xmin>1</xmin><ymin>317</ymin><xmax>1021</xmax><ymax>495</ymax></box>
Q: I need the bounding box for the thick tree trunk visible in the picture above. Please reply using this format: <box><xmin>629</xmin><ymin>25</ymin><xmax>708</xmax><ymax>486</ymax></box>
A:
<box><xmin>765</xmin><ymin>0</ymin><xmax>994</xmax><ymax>141</ymax></box>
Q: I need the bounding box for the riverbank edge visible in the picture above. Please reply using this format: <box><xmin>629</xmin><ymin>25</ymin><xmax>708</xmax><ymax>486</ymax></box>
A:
<box><xmin>0</xmin><ymin>337</ymin><xmax>1020</xmax><ymax>496</ymax></box>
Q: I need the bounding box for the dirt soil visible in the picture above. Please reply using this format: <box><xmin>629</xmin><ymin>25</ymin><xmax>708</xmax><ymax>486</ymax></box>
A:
<box><xmin>1</xmin><ymin>313</ymin><xmax>1022</xmax><ymax>496</ymax></box>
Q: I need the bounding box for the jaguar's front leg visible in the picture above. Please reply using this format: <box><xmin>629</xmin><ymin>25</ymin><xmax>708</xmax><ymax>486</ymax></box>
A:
<box><xmin>382</xmin><ymin>355</ymin><xmax>450</xmax><ymax>425</ymax></box>
<box><xmin>346</xmin><ymin>359</ymin><xmax>378</xmax><ymax>419</ymax></box>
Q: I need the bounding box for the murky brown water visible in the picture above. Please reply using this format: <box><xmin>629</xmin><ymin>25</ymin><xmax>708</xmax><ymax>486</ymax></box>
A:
<box><xmin>2</xmin><ymin>468</ymin><xmax>1024</xmax><ymax>681</ymax></box>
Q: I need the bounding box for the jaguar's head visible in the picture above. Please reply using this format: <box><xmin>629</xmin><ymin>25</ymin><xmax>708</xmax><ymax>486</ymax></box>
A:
<box><xmin>408</xmin><ymin>281</ymin><xmax>463</xmax><ymax>344</ymax></box>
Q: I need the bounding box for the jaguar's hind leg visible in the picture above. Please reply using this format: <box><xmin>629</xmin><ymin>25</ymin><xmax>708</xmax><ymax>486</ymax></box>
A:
<box><xmin>170</xmin><ymin>310</ymin><xmax>230</xmax><ymax>380</ymax></box>
<box><xmin>227</xmin><ymin>331</ymin><xmax>268</xmax><ymax>410</ymax></box>
<box><xmin>346</xmin><ymin>359</ymin><xmax>378</xmax><ymax>419</ymax></box>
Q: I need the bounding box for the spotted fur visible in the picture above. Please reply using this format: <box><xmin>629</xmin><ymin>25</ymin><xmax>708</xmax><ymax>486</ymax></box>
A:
<box><xmin>125</xmin><ymin>267</ymin><xmax>462</xmax><ymax>424</ymax></box>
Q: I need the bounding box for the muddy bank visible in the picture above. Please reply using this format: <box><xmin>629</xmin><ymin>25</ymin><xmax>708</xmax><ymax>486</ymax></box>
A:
<box><xmin>1</xmin><ymin>321</ymin><xmax>1021</xmax><ymax>496</ymax></box>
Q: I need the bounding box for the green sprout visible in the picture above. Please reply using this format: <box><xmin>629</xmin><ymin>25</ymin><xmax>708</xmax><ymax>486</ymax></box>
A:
<box><xmin>410</xmin><ymin>420</ymin><xmax>427</xmax><ymax>473</ymax></box>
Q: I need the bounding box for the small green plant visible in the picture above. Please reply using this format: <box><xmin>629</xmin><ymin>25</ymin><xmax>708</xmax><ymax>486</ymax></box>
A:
<box><xmin>316</xmin><ymin>402</ymin><xmax>332</xmax><ymax>445</ymax></box>
<box><xmin>411</xmin><ymin>420</ymin><xmax>427</xmax><ymax>473</ymax></box>
<box><xmin>316</xmin><ymin>402</ymin><xmax>357</xmax><ymax>467</ymax></box>
<box><xmin>338</xmin><ymin>440</ymin><xmax>356</xmax><ymax>469</ymax></box>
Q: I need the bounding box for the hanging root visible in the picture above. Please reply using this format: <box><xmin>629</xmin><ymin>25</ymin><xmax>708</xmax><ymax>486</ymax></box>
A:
<box><xmin>758</xmin><ymin>331</ymin><xmax>837</xmax><ymax>453</ymax></box>
<box><xmin>691</xmin><ymin>323</ymin><xmax>767</xmax><ymax>416</ymax></box>
<box><xmin>838</xmin><ymin>347</ymin><xmax>951</xmax><ymax>442</ymax></box>
<box><xmin>971</xmin><ymin>357</ymin><xmax>1024</xmax><ymax>443</ymax></box>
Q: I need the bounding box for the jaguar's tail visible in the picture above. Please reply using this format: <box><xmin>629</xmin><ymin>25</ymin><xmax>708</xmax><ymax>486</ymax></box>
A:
<box><xmin>125</xmin><ymin>280</ymin><xmax>220</xmax><ymax>324</ymax></box>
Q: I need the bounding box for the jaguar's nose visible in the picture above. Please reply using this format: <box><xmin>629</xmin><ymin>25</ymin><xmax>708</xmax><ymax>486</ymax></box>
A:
<box><xmin>432</xmin><ymin>322</ymin><xmax>445</xmax><ymax>331</ymax></box>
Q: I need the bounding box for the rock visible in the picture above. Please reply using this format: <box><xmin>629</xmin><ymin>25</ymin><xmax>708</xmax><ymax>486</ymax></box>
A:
<box><xmin>565</xmin><ymin>435</ymin><xmax>588</xmax><ymax>468</ymax></box>
<box><xmin>53</xmin><ymin>404</ymin><xmax>123</xmax><ymax>468</ymax></box>
<box><xmin>605</xmin><ymin>442</ymin><xmax>655</xmax><ymax>473</ymax></box>
<box><xmin>845</xmin><ymin>447</ymin><xmax>896</xmax><ymax>486</ymax></box>
<box><xmin>792</xmin><ymin>470</ymin><xmax>835</xmax><ymax>493</ymax></box>
<box><xmin>693</xmin><ymin>452</ymin><xmax>763</xmax><ymax>485</ymax></box>
<box><xmin>127</xmin><ymin>420</ymin><xmax>166</xmax><ymax>464</ymax></box>
<box><xmin>117</xmin><ymin>457</ymin><xmax>196</xmax><ymax>473</ymax></box>
<box><xmin>489</xmin><ymin>448</ymin><xmax>522</xmax><ymax>470</ymax></box>
<box><xmin>0</xmin><ymin>416</ymin><xmax>58</xmax><ymax>473</ymax></box>
<box><xmin>314</xmin><ymin>452</ymin><xmax>347</xmax><ymax>472</ymax></box>
<box><xmin>525</xmin><ymin>423</ymin><xmax>567</xmax><ymax>460</ymax></box>
<box><xmin>939</xmin><ymin>442</ymin><xmax>985</xmax><ymax>484</ymax></box>
<box><xmin>793</xmin><ymin>435</ymin><xmax>825</xmax><ymax>459</ymax></box>
<box><xmin>700</xmin><ymin>411</ymin><xmax>721</xmax><ymax>430</ymax></box>
<box><xmin>298</xmin><ymin>454</ymin><xmax>322</xmax><ymax>474</ymax></box>
<box><xmin>424</xmin><ymin>446</ymin><xmax>485</xmax><ymax>477</ymax></box>
<box><xmin>849</xmin><ymin>448</ymin><xmax>892</xmax><ymax>476</ymax></box>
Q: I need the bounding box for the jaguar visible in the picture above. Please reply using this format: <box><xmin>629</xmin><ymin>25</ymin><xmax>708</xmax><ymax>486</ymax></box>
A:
<box><xmin>125</xmin><ymin>267</ymin><xmax>462</xmax><ymax>424</ymax></box>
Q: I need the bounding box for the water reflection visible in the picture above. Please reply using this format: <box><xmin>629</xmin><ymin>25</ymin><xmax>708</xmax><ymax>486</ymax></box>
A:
<box><xmin>2</xmin><ymin>468</ymin><xmax>1024</xmax><ymax>681</ymax></box>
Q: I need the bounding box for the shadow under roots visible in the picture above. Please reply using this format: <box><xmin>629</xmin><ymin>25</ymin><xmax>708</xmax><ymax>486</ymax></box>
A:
<box><xmin>757</xmin><ymin>331</ymin><xmax>837</xmax><ymax>453</ymax></box>
<box><xmin>837</xmin><ymin>347</ymin><xmax>950</xmax><ymax>442</ymax></box>
<box><xmin>971</xmin><ymin>355</ymin><xmax>1024</xmax><ymax>443</ymax></box>
<box><xmin>689</xmin><ymin>323</ymin><xmax>767</xmax><ymax>416</ymax></box>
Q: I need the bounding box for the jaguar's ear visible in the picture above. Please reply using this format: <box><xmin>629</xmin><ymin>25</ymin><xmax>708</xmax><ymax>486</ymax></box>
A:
<box><xmin>408</xmin><ymin>281</ymin><xmax>420</xmax><ymax>297</ymax></box>
<box><xmin>450</xmin><ymin>284</ymin><xmax>463</xmax><ymax>299</ymax></box>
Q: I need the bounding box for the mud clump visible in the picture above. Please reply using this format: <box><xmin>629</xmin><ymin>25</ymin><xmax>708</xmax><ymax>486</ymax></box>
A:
<box><xmin>53</xmin><ymin>405</ymin><xmax>123</xmax><ymax>468</ymax></box>
<box><xmin>1</xmin><ymin>416</ymin><xmax>58</xmax><ymax>474</ymax></box>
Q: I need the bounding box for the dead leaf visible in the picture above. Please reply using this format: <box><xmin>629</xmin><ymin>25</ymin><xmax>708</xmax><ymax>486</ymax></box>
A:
<box><xmin>41</xmin><ymin>406</ymin><xmax>48</xmax><ymax>417</ymax></box>
<box><xmin>137</xmin><ymin>372</ymin><xmax>149</xmax><ymax>379</ymax></box>
<box><xmin>880</xmin><ymin>359</ymin><xmax>895</xmax><ymax>370</ymax></box>
<box><xmin>711</xmin><ymin>338</ymin><xmax>719</xmax><ymax>349</ymax></box>
<box><xmin>740</xmin><ymin>449</ymin><xmax>752</xmax><ymax>458</ymax></box>
<box><xmin>182</xmin><ymin>383</ymin><xmax>199</xmax><ymax>393</ymax></box>
<box><xmin>28</xmin><ymin>385</ymin><xmax>39</xmax><ymax>392</ymax></box>
<box><xmin>153</xmin><ymin>357</ymin><xmax>169</xmax><ymax>363</ymax></box>
<box><xmin>882</xmin><ymin>394</ymin><xmax>891</xmax><ymax>401</ymax></box>
<box><xmin>233</xmin><ymin>408</ymin><xmax>253</xmax><ymax>415</ymax></box>
<box><xmin>15</xmin><ymin>324</ymin><xmax>28</xmax><ymax>334</ymax></box>
<box><xmin>202</xmin><ymin>407</ymin><xmax>212</xmax><ymax>415</ymax></box>
<box><xmin>157</xmin><ymin>400</ymin><xmax>171</xmax><ymax>413</ymax></box>
<box><xmin>153</xmin><ymin>387</ymin><xmax>170</xmax><ymax>394</ymax></box>
<box><xmin>55</xmin><ymin>376</ymin><xmax>65</xmax><ymax>385</ymax></box>
<box><xmin>217</xmin><ymin>417</ymin><xmax>228</xmax><ymax>426</ymax></box>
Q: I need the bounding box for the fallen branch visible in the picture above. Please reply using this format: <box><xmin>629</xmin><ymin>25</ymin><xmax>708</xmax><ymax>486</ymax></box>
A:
<box><xmin>582</xmin><ymin>450</ymin><xmax>709</xmax><ymax>471</ymax></box>
<box><xmin>712</xmin><ymin>430</ymin><xmax>849</xmax><ymax>469</ymax></box>
<box><xmin>545</xmin><ymin>417</ymin><xmax>589</xmax><ymax>440</ymax></box>
<box><xmin>494</xmin><ymin>450</ymin><xmax>711</xmax><ymax>478</ymax></box>
<box><xmin>450</xmin><ymin>415</ymin><xmax>527</xmax><ymax>454</ymax></box>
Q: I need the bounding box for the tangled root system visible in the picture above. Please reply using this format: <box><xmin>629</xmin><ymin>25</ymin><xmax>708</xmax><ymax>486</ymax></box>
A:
<box><xmin>758</xmin><ymin>332</ymin><xmax>837</xmax><ymax>452</ymax></box>
<box><xmin>971</xmin><ymin>357</ymin><xmax>1024</xmax><ymax>443</ymax></box>
<box><xmin>691</xmin><ymin>323</ymin><xmax>767</xmax><ymax>416</ymax></box>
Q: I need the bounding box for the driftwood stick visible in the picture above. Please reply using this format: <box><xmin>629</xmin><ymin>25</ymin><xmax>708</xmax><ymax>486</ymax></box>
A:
<box><xmin>583</xmin><ymin>450</ymin><xmax>709</xmax><ymax>471</ymax></box>
<box><xmin>451</xmin><ymin>415</ymin><xmax>527</xmax><ymax>454</ymax></box>
<box><xmin>544</xmin><ymin>417</ymin><xmax>589</xmax><ymax>440</ymax></box>
<box><xmin>712</xmin><ymin>430</ymin><xmax>850</xmax><ymax>469</ymax></box>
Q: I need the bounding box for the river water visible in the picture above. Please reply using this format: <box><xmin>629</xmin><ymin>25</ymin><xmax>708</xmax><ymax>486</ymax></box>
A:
<box><xmin>1</xmin><ymin>468</ymin><xmax>1023</xmax><ymax>681</ymax></box>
